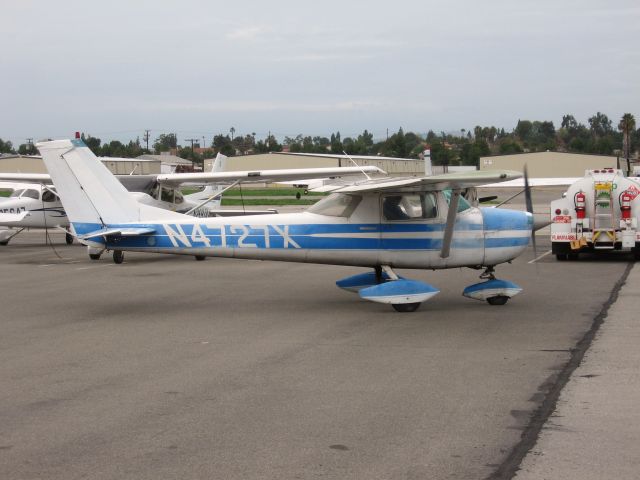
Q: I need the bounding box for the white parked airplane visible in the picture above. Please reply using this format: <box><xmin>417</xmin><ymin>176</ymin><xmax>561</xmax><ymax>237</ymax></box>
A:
<box><xmin>38</xmin><ymin>138</ymin><xmax>534</xmax><ymax>312</ymax></box>
<box><xmin>0</xmin><ymin>153</ymin><xmax>383</xmax><ymax>246</ymax></box>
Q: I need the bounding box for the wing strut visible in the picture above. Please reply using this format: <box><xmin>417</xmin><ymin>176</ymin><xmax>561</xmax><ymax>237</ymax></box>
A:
<box><xmin>184</xmin><ymin>180</ymin><xmax>239</xmax><ymax>216</ymax></box>
<box><xmin>440</xmin><ymin>190</ymin><xmax>461</xmax><ymax>258</ymax></box>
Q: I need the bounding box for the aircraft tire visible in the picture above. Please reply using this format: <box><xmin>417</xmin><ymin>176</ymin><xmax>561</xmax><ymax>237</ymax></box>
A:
<box><xmin>195</xmin><ymin>255</ymin><xmax>206</xmax><ymax>261</ymax></box>
<box><xmin>486</xmin><ymin>295</ymin><xmax>509</xmax><ymax>306</ymax></box>
<box><xmin>89</xmin><ymin>253</ymin><xmax>101</xmax><ymax>260</ymax></box>
<box><xmin>0</xmin><ymin>240</ymin><xmax>9</xmax><ymax>246</ymax></box>
<box><xmin>113</xmin><ymin>250</ymin><xmax>124</xmax><ymax>264</ymax></box>
<box><xmin>65</xmin><ymin>233</ymin><xmax>74</xmax><ymax>245</ymax></box>
<box><xmin>392</xmin><ymin>302</ymin><xmax>421</xmax><ymax>313</ymax></box>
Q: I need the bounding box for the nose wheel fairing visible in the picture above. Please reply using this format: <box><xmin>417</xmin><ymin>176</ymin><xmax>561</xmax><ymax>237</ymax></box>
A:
<box><xmin>462</xmin><ymin>278</ymin><xmax>522</xmax><ymax>304</ymax></box>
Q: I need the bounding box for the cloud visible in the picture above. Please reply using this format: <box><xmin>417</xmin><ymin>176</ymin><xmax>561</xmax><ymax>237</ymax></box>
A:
<box><xmin>225</xmin><ymin>25</ymin><xmax>270</xmax><ymax>41</ymax></box>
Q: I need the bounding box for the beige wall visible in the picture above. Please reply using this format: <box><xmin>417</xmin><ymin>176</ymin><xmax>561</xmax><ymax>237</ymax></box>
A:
<box><xmin>0</xmin><ymin>155</ymin><xmax>161</xmax><ymax>175</ymax></box>
<box><xmin>480</xmin><ymin>152</ymin><xmax>619</xmax><ymax>177</ymax></box>
<box><xmin>226</xmin><ymin>153</ymin><xmax>424</xmax><ymax>176</ymax></box>
<box><xmin>0</xmin><ymin>156</ymin><xmax>48</xmax><ymax>173</ymax></box>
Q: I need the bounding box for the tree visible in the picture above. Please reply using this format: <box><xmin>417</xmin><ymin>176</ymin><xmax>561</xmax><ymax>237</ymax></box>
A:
<box><xmin>213</xmin><ymin>134</ymin><xmax>234</xmax><ymax>156</ymax></box>
<box><xmin>153</xmin><ymin>133</ymin><xmax>177</xmax><ymax>153</ymax></box>
<box><xmin>588</xmin><ymin>112</ymin><xmax>613</xmax><ymax>137</ymax></box>
<box><xmin>18</xmin><ymin>143</ymin><xmax>37</xmax><ymax>155</ymax></box>
<box><xmin>515</xmin><ymin>120</ymin><xmax>533</xmax><ymax>140</ymax></box>
<box><xmin>561</xmin><ymin>114</ymin><xmax>578</xmax><ymax>132</ymax></box>
<box><xmin>81</xmin><ymin>134</ymin><xmax>102</xmax><ymax>154</ymax></box>
<box><xmin>618</xmin><ymin>113</ymin><xmax>636</xmax><ymax>159</ymax></box>
<box><xmin>0</xmin><ymin>138</ymin><xmax>14</xmax><ymax>154</ymax></box>
<box><xmin>330</xmin><ymin>131</ymin><xmax>342</xmax><ymax>153</ymax></box>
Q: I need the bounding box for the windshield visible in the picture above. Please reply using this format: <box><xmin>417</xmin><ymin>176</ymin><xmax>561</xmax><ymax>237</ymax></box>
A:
<box><xmin>443</xmin><ymin>189</ymin><xmax>472</xmax><ymax>213</ymax></box>
<box><xmin>308</xmin><ymin>193</ymin><xmax>362</xmax><ymax>217</ymax></box>
<box><xmin>10</xmin><ymin>189</ymin><xmax>24</xmax><ymax>198</ymax></box>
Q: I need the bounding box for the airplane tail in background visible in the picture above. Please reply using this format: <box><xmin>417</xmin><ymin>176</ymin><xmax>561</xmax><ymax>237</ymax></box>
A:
<box><xmin>184</xmin><ymin>152</ymin><xmax>227</xmax><ymax>203</ymax></box>
<box><xmin>37</xmin><ymin>139</ymin><xmax>185</xmax><ymax>230</ymax></box>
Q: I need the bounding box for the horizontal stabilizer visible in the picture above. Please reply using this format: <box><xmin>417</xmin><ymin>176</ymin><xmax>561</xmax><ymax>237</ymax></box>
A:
<box><xmin>0</xmin><ymin>211</ymin><xmax>30</xmax><ymax>224</ymax></box>
<box><xmin>80</xmin><ymin>226</ymin><xmax>156</xmax><ymax>240</ymax></box>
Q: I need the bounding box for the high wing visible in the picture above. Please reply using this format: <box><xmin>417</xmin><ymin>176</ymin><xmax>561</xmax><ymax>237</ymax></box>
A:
<box><xmin>334</xmin><ymin>170</ymin><xmax>523</xmax><ymax>193</ymax></box>
<box><xmin>0</xmin><ymin>166</ymin><xmax>384</xmax><ymax>189</ymax></box>
<box><xmin>478</xmin><ymin>177</ymin><xmax>578</xmax><ymax>188</ymax></box>
<box><xmin>155</xmin><ymin>165</ymin><xmax>384</xmax><ymax>188</ymax></box>
<box><xmin>0</xmin><ymin>173</ymin><xmax>53</xmax><ymax>184</ymax></box>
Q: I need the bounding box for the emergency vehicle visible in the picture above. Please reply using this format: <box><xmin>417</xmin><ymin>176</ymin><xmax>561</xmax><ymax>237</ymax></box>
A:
<box><xmin>550</xmin><ymin>168</ymin><xmax>640</xmax><ymax>260</ymax></box>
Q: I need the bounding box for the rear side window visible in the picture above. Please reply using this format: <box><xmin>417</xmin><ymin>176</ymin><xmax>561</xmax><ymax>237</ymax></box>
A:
<box><xmin>308</xmin><ymin>193</ymin><xmax>362</xmax><ymax>217</ymax></box>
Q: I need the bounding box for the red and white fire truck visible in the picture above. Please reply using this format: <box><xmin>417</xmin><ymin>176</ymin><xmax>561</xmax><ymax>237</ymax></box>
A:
<box><xmin>550</xmin><ymin>168</ymin><xmax>640</xmax><ymax>260</ymax></box>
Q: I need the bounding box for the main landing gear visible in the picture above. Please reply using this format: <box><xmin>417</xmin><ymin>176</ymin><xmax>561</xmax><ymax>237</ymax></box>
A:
<box><xmin>336</xmin><ymin>264</ymin><xmax>523</xmax><ymax>312</ymax></box>
<box><xmin>336</xmin><ymin>266</ymin><xmax>440</xmax><ymax>313</ymax></box>
<box><xmin>462</xmin><ymin>266</ymin><xmax>522</xmax><ymax>305</ymax></box>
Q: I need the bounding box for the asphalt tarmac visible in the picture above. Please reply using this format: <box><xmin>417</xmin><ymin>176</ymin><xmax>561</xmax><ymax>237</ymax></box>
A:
<box><xmin>0</xmin><ymin>230</ymin><xmax>631</xmax><ymax>479</ymax></box>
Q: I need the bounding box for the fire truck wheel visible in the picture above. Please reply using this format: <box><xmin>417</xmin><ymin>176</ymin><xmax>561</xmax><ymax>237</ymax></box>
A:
<box><xmin>568</xmin><ymin>253</ymin><xmax>579</xmax><ymax>260</ymax></box>
<box><xmin>555</xmin><ymin>253</ymin><xmax>568</xmax><ymax>261</ymax></box>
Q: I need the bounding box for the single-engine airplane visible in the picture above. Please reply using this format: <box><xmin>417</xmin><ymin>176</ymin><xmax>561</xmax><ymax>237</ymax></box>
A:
<box><xmin>38</xmin><ymin>138</ymin><xmax>533</xmax><ymax>312</ymax></box>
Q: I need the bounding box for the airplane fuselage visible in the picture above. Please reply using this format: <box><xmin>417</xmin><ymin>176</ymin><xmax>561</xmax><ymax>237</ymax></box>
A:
<box><xmin>76</xmin><ymin>192</ymin><xmax>532</xmax><ymax>269</ymax></box>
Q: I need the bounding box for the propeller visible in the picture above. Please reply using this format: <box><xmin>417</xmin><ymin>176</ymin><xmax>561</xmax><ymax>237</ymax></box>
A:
<box><xmin>523</xmin><ymin>164</ymin><xmax>537</xmax><ymax>258</ymax></box>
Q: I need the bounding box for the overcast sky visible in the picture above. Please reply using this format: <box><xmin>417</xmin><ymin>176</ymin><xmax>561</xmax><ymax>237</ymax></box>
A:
<box><xmin>2</xmin><ymin>0</ymin><xmax>638</xmax><ymax>147</ymax></box>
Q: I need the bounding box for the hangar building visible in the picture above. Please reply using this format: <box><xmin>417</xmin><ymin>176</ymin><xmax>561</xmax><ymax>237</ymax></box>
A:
<box><xmin>0</xmin><ymin>154</ymin><xmax>162</xmax><ymax>175</ymax></box>
<box><xmin>479</xmin><ymin>151</ymin><xmax>620</xmax><ymax>177</ymax></box>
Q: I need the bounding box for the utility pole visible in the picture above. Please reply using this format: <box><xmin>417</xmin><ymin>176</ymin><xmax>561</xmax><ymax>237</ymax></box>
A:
<box><xmin>143</xmin><ymin>129</ymin><xmax>150</xmax><ymax>152</ymax></box>
<box><xmin>184</xmin><ymin>138</ymin><xmax>198</xmax><ymax>170</ymax></box>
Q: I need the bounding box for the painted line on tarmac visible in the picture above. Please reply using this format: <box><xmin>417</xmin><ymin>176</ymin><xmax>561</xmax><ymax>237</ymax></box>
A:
<box><xmin>39</xmin><ymin>260</ymin><xmax>82</xmax><ymax>266</ymax></box>
<box><xmin>75</xmin><ymin>263</ymin><xmax>115</xmax><ymax>271</ymax></box>
<box><xmin>528</xmin><ymin>250</ymin><xmax>552</xmax><ymax>264</ymax></box>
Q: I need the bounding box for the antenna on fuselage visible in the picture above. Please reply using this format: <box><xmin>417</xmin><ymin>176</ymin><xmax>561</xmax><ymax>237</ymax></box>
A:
<box><xmin>342</xmin><ymin>151</ymin><xmax>371</xmax><ymax>181</ymax></box>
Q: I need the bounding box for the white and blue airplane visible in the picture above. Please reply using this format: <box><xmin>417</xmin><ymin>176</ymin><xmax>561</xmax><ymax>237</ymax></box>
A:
<box><xmin>37</xmin><ymin>138</ymin><xmax>533</xmax><ymax>312</ymax></box>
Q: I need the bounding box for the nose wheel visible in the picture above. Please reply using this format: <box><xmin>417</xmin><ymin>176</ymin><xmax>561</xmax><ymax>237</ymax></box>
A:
<box><xmin>463</xmin><ymin>266</ymin><xmax>522</xmax><ymax>305</ymax></box>
<box><xmin>113</xmin><ymin>250</ymin><xmax>124</xmax><ymax>264</ymax></box>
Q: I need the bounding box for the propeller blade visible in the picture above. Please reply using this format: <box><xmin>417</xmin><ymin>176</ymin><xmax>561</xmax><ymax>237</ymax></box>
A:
<box><xmin>523</xmin><ymin>164</ymin><xmax>537</xmax><ymax>257</ymax></box>
<box><xmin>440</xmin><ymin>190</ymin><xmax>460</xmax><ymax>258</ymax></box>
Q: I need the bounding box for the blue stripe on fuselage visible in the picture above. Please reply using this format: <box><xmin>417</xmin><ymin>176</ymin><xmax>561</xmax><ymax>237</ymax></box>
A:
<box><xmin>72</xmin><ymin>220</ymin><xmax>527</xmax><ymax>251</ymax></box>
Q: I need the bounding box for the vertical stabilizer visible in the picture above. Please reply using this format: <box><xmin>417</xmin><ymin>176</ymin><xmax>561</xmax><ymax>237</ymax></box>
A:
<box><xmin>37</xmin><ymin>139</ymin><xmax>184</xmax><ymax>228</ymax></box>
<box><xmin>184</xmin><ymin>152</ymin><xmax>227</xmax><ymax>203</ymax></box>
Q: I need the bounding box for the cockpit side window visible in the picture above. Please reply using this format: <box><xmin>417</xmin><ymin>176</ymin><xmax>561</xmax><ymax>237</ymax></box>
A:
<box><xmin>22</xmin><ymin>189</ymin><xmax>40</xmax><ymax>200</ymax></box>
<box><xmin>443</xmin><ymin>189</ymin><xmax>472</xmax><ymax>213</ymax></box>
<box><xmin>161</xmin><ymin>187</ymin><xmax>174</xmax><ymax>203</ymax></box>
<box><xmin>382</xmin><ymin>193</ymin><xmax>438</xmax><ymax>221</ymax></box>
<box><xmin>174</xmin><ymin>191</ymin><xmax>184</xmax><ymax>204</ymax></box>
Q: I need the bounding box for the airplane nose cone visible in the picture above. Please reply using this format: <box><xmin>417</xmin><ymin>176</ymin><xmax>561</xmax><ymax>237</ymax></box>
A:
<box><xmin>482</xmin><ymin>207</ymin><xmax>532</xmax><ymax>232</ymax></box>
